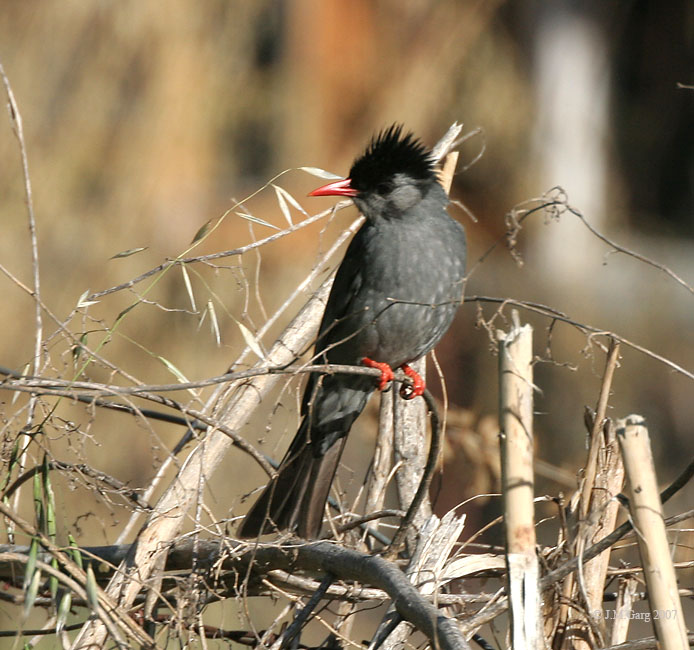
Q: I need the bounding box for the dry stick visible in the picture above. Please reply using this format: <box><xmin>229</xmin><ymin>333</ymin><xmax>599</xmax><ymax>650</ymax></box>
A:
<box><xmin>573</xmin><ymin>419</ymin><xmax>625</xmax><ymax>648</ymax></box>
<box><xmin>568</xmin><ymin>420</ymin><xmax>624</xmax><ymax>650</ymax></box>
<box><xmin>375</xmin><ymin>432</ymin><xmax>464</xmax><ymax>650</ymax></box>
<box><xmin>610</xmin><ymin>576</ymin><xmax>638</xmax><ymax>646</ymax></box>
<box><xmin>497</xmin><ymin>317</ymin><xmax>540</xmax><ymax>649</ymax></box>
<box><xmin>558</xmin><ymin>340</ymin><xmax>621</xmax><ymax>648</ymax></box>
<box><xmin>603</xmin><ymin>634</ymin><xmax>694</xmax><ymax>650</ymax></box>
<box><xmin>71</xmin><ymin>280</ymin><xmax>333</xmax><ymax>649</ymax></box>
<box><xmin>246</xmin><ymin>541</ymin><xmax>471</xmax><ymax>650</ymax></box>
<box><xmin>364</xmin><ymin>388</ymin><xmax>395</xmax><ymax>542</ymax></box>
<box><xmin>372</xmin><ymin>522</ymin><xmax>463</xmax><ymax>650</ymax></box>
<box><xmin>273</xmin><ymin>573</ymin><xmax>335</xmax><ymax>650</ymax></box>
<box><xmin>616</xmin><ymin>416</ymin><xmax>688</xmax><ymax>650</ymax></box>
<box><xmin>1</xmin><ymin>63</ymin><xmax>44</xmax><ymax>531</ymax></box>
<box><xmin>466</xmin><ymin>295</ymin><xmax>694</xmax><ymax>383</ymax></box>
<box><xmin>579</xmin><ymin>338</ymin><xmax>621</xmax><ymax>521</ymax></box>
<box><xmin>0</xmin><ymin>540</ymin><xmax>494</xmax><ymax>607</ymax></box>
<box><xmin>385</xmin><ymin>389</ymin><xmax>442</xmax><ymax>558</ymax></box>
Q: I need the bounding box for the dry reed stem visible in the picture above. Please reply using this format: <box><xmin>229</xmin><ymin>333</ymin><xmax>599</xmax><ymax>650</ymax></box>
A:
<box><xmin>498</xmin><ymin>318</ymin><xmax>540</xmax><ymax>649</ymax></box>
<box><xmin>616</xmin><ymin>416</ymin><xmax>688</xmax><ymax>650</ymax></box>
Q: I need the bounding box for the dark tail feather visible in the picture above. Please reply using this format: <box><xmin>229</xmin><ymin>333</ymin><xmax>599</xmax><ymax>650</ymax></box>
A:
<box><xmin>238</xmin><ymin>420</ymin><xmax>347</xmax><ymax>539</ymax></box>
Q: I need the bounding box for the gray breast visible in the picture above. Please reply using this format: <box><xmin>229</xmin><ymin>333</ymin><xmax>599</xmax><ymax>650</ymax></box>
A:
<box><xmin>329</xmin><ymin>209</ymin><xmax>465</xmax><ymax>368</ymax></box>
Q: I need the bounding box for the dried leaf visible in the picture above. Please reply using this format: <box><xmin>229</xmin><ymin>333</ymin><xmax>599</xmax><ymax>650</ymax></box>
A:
<box><xmin>299</xmin><ymin>166</ymin><xmax>342</xmax><ymax>180</ymax></box>
<box><xmin>235</xmin><ymin>319</ymin><xmax>264</xmax><ymax>359</ymax></box>
<box><xmin>235</xmin><ymin>211</ymin><xmax>279</xmax><ymax>230</ymax></box>
<box><xmin>273</xmin><ymin>184</ymin><xmax>307</xmax><ymax>226</ymax></box>
<box><xmin>11</xmin><ymin>364</ymin><xmax>30</xmax><ymax>405</ymax></box>
<box><xmin>76</xmin><ymin>290</ymin><xmax>99</xmax><ymax>309</ymax></box>
<box><xmin>180</xmin><ymin>264</ymin><xmax>196</xmax><ymax>312</ymax></box>
<box><xmin>109</xmin><ymin>247</ymin><xmax>148</xmax><ymax>260</ymax></box>
<box><xmin>208</xmin><ymin>300</ymin><xmax>221</xmax><ymax>346</ymax></box>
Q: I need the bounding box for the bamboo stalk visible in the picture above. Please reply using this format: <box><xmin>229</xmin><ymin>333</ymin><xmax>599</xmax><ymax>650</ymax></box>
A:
<box><xmin>616</xmin><ymin>415</ymin><xmax>688</xmax><ymax>650</ymax></box>
<box><xmin>498</xmin><ymin>316</ymin><xmax>539</xmax><ymax>649</ymax></box>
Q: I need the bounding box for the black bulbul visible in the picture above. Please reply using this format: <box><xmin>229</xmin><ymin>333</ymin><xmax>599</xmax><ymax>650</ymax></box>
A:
<box><xmin>239</xmin><ymin>125</ymin><xmax>467</xmax><ymax>539</ymax></box>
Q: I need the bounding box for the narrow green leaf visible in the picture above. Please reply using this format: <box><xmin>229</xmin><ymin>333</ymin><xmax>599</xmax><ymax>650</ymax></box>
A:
<box><xmin>56</xmin><ymin>590</ymin><xmax>72</xmax><ymax>635</ymax></box>
<box><xmin>191</xmin><ymin>218</ymin><xmax>213</xmax><ymax>244</ymax></box>
<box><xmin>115</xmin><ymin>302</ymin><xmax>137</xmax><ymax>321</ymax></box>
<box><xmin>68</xmin><ymin>534</ymin><xmax>83</xmax><ymax>570</ymax></box>
<box><xmin>109</xmin><ymin>247</ymin><xmax>148</xmax><ymax>260</ymax></box>
<box><xmin>3</xmin><ymin>438</ymin><xmax>21</xmax><ymax>487</ymax></box>
<box><xmin>42</xmin><ymin>455</ymin><xmax>57</xmax><ymax>541</ymax></box>
<box><xmin>24</xmin><ymin>538</ymin><xmax>39</xmax><ymax>590</ymax></box>
<box><xmin>156</xmin><ymin>355</ymin><xmax>190</xmax><ymax>384</ymax></box>
<box><xmin>72</xmin><ymin>332</ymin><xmax>88</xmax><ymax>365</ymax></box>
<box><xmin>23</xmin><ymin>565</ymin><xmax>41</xmax><ymax>618</ymax></box>
<box><xmin>85</xmin><ymin>564</ymin><xmax>99</xmax><ymax>611</ymax></box>
<box><xmin>33</xmin><ymin>471</ymin><xmax>44</xmax><ymax>532</ymax></box>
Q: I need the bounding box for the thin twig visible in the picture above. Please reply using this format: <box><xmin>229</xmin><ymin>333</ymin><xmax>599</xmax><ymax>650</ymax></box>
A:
<box><xmin>1</xmin><ymin>62</ymin><xmax>44</xmax><ymax>527</ymax></box>
<box><xmin>385</xmin><ymin>389</ymin><xmax>441</xmax><ymax>558</ymax></box>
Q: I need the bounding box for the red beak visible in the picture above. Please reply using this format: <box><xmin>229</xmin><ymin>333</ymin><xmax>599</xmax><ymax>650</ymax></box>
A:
<box><xmin>308</xmin><ymin>178</ymin><xmax>358</xmax><ymax>197</ymax></box>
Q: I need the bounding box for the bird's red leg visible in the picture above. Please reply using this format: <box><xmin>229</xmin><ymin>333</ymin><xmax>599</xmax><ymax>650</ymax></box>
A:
<box><xmin>362</xmin><ymin>357</ymin><xmax>395</xmax><ymax>391</ymax></box>
<box><xmin>399</xmin><ymin>363</ymin><xmax>425</xmax><ymax>400</ymax></box>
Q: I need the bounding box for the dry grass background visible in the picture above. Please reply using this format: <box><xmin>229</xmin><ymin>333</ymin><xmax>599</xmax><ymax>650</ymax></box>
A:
<box><xmin>0</xmin><ymin>0</ymin><xmax>692</xmax><ymax>644</ymax></box>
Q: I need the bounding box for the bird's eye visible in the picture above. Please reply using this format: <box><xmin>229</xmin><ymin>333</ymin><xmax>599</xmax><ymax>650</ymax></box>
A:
<box><xmin>376</xmin><ymin>181</ymin><xmax>392</xmax><ymax>194</ymax></box>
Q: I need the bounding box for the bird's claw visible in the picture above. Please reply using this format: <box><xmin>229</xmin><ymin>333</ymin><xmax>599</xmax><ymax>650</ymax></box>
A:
<box><xmin>362</xmin><ymin>357</ymin><xmax>395</xmax><ymax>391</ymax></box>
<box><xmin>399</xmin><ymin>364</ymin><xmax>425</xmax><ymax>400</ymax></box>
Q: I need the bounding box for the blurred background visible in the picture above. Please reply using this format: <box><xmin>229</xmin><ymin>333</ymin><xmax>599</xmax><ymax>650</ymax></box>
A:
<box><xmin>0</xmin><ymin>0</ymin><xmax>692</xmax><ymax>640</ymax></box>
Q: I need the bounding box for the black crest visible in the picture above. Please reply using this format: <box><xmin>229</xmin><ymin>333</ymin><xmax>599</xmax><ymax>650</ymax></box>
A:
<box><xmin>348</xmin><ymin>125</ymin><xmax>435</xmax><ymax>193</ymax></box>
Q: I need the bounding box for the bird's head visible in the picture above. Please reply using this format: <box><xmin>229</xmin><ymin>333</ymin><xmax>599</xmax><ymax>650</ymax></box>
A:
<box><xmin>308</xmin><ymin>125</ymin><xmax>441</xmax><ymax>220</ymax></box>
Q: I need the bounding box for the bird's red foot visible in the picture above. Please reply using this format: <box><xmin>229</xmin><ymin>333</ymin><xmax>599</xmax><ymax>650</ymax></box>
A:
<box><xmin>362</xmin><ymin>357</ymin><xmax>395</xmax><ymax>391</ymax></box>
<box><xmin>400</xmin><ymin>364</ymin><xmax>425</xmax><ymax>400</ymax></box>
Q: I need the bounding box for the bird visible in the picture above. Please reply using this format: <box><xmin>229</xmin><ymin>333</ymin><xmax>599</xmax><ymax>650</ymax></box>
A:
<box><xmin>239</xmin><ymin>125</ymin><xmax>467</xmax><ymax>539</ymax></box>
